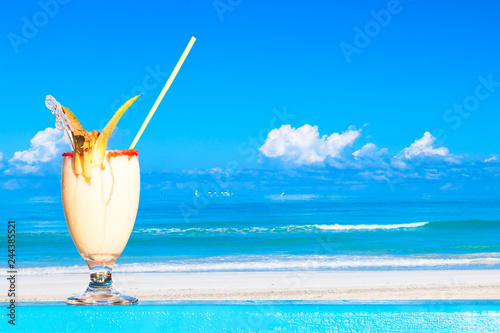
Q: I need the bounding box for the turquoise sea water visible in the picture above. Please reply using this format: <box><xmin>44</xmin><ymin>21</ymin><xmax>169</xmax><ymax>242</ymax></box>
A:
<box><xmin>1</xmin><ymin>193</ymin><xmax>500</xmax><ymax>274</ymax></box>
<box><xmin>1</xmin><ymin>301</ymin><xmax>500</xmax><ymax>332</ymax></box>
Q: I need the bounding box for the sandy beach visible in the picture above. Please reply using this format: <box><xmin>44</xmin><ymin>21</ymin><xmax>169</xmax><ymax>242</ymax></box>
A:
<box><xmin>3</xmin><ymin>270</ymin><xmax>500</xmax><ymax>302</ymax></box>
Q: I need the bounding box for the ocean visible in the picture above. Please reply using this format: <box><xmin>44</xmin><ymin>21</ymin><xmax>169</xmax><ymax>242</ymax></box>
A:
<box><xmin>2</xmin><ymin>192</ymin><xmax>500</xmax><ymax>274</ymax></box>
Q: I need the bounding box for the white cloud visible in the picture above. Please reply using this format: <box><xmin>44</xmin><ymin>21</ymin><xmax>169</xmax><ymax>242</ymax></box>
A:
<box><xmin>183</xmin><ymin>167</ymin><xmax>231</xmax><ymax>176</ymax></box>
<box><xmin>353</xmin><ymin>143</ymin><xmax>378</xmax><ymax>158</ymax></box>
<box><xmin>6</xmin><ymin>128</ymin><xmax>66</xmax><ymax>174</ymax></box>
<box><xmin>485</xmin><ymin>156</ymin><xmax>498</xmax><ymax>163</ymax></box>
<box><xmin>0</xmin><ymin>152</ymin><xmax>4</xmax><ymax>169</ymax></box>
<box><xmin>11</xmin><ymin>165</ymin><xmax>40</xmax><ymax>174</ymax></box>
<box><xmin>143</xmin><ymin>180</ymin><xmax>173</xmax><ymax>191</ymax></box>
<box><xmin>397</xmin><ymin>132</ymin><xmax>448</xmax><ymax>160</ymax></box>
<box><xmin>358</xmin><ymin>170</ymin><xmax>389</xmax><ymax>182</ymax></box>
<box><xmin>390</xmin><ymin>158</ymin><xmax>408</xmax><ymax>170</ymax></box>
<box><xmin>392</xmin><ymin>132</ymin><xmax>457</xmax><ymax>169</ymax></box>
<box><xmin>259</xmin><ymin>124</ymin><xmax>361</xmax><ymax>165</ymax></box>
<box><xmin>352</xmin><ymin>143</ymin><xmax>389</xmax><ymax>168</ymax></box>
<box><xmin>209</xmin><ymin>167</ymin><xmax>224</xmax><ymax>174</ymax></box>
<box><xmin>423</xmin><ymin>168</ymin><xmax>444</xmax><ymax>180</ymax></box>
<box><xmin>10</xmin><ymin>128</ymin><xmax>66</xmax><ymax>164</ymax></box>
<box><xmin>175</xmin><ymin>181</ymin><xmax>199</xmax><ymax>190</ymax></box>
<box><xmin>440</xmin><ymin>183</ymin><xmax>452</xmax><ymax>191</ymax></box>
<box><xmin>1</xmin><ymin>179</ymin><xmax>22</xmax><ymax>190</ymax></box>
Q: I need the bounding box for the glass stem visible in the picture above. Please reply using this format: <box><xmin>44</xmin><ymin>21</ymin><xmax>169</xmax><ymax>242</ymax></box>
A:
<box><xmin>89</xmin><ymin>266</ymin><xmax>112</xmax><ymax>287</ymax></box>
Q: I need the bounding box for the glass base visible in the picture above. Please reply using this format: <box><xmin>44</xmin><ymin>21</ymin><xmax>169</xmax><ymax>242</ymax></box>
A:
<box><xmin>67</xmin><ymin>283</ymin><xmax>138</xmax><ymax>305</ymax></box>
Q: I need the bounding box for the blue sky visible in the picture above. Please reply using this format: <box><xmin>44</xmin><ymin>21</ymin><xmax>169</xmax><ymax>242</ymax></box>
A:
<box><xmin>1</xmin><ymin>0</ymin><xmax>500</xmax><ymax>195</ymax></box>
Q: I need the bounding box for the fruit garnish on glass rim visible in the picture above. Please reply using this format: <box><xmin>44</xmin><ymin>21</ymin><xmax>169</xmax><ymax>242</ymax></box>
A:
<box><xmin>46</xmin><ymin>95</ymin><xmax>140</xmax><ymax>181</ymax></box>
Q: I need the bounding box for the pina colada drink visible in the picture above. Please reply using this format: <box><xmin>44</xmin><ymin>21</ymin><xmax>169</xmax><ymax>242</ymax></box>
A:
<box><xmin>61</xmin><ymin>150</ymin><xmax>140</xmax><ymax>269</ymax></box>
<box><xmin>47</xmin><ymin>94</ymin><xmax>141</xmax><ymax>304</ymax></box>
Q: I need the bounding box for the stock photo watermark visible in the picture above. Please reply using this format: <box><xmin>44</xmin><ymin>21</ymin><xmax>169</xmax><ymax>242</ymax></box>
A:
<box><xmin>7</xmin><ymin>0</ymin><xmax>71</xmax><ymax>54</ymax></box>
<box><xmin>6</xmin><ymin>220</ymin><xmax>16</xmax><ymax>326</ymax></box>
<box><xmin>339</xmin><ymin>0</ymin><xmax>408</xmax><ymax>64</ymax></box>
<box><xmin>434</xmin><ymin>74</ymin><xmax>500</xmax><ymax>141</ymax></box>
<box><xmin>213</xmin><ymin>0</ymin><xmax>243</xmax><ymax>21</ymax></box>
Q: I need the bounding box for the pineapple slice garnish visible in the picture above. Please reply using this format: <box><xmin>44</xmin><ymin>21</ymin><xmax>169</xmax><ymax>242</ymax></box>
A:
<box><xmin>61</xmin><ymin>95</ymin><xmax>140</xmax><ymax>181</ymax></box>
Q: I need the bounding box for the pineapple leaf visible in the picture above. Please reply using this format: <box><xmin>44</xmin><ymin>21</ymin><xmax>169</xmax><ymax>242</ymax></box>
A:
<box><xmin>92</xmin><ymin>95</ymin><xmax>141</xmax><ymax>166</ymax></box>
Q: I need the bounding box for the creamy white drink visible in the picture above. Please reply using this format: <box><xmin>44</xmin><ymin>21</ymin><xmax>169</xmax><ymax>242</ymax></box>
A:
<box><xmin>61</xmin><ymin>150</ymin><xmax>140</xmax><ymax>268</ymax></box>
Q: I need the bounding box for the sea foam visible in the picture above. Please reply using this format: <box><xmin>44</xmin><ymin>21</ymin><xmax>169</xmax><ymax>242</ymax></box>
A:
<box><xmin>133</xmin><ymin>222</ymin><xmax>429</xmax><ymax>235</ymax></box>
<box><xmin>10</xmin><ymin>254</ymin><xmax>500</xmax><ymax>276</ymax></box>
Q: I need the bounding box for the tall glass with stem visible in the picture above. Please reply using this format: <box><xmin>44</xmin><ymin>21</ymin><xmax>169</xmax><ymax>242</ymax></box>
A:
<box><xmin>47</xmin><ymin>93</ymin><xmax>140</xmax><ymax>305</ymax></box>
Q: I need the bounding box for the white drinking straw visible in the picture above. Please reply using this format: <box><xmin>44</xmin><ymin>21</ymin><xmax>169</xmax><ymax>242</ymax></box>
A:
<box><xmin>129</xmin><ymin>36</ymin><xmax>196</xmax><ymax>149</ymax></box>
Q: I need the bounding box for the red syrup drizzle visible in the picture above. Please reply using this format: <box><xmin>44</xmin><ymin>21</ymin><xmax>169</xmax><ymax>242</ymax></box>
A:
<box><xmin>61</xmin><ymin>150</ymin><xmax>138</xmax><ymax>160</ymax></box>
<box><xmin>106</xmin><ymin>150</ymin><xmax>139</xmax><ymax>161</ymax></box>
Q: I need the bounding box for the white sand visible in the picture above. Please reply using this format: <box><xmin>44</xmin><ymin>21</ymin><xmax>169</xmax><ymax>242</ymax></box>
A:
<box><xmin>3</xmin><ymin>270</ymin><xmax>500</xmax><ymax>301</ymax></box>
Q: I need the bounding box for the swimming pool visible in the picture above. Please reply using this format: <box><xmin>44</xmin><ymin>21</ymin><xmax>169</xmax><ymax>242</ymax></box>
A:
<box><xmin>2</xmin><ymin>300</ymin><xmax>500</xmax><ymax>332</ymax></box>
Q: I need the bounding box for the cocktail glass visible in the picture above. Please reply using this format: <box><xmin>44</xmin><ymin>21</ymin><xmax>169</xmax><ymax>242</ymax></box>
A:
<box><xmin>61</xmin><ymin>150</ymin><xmax>140</xmax><ymax>305</ymax></box>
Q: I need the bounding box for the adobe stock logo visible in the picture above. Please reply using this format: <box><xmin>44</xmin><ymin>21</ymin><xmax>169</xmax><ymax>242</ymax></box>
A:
<box><xmin>213</xmin><ymin>0</ymin><xmax>242</xmax><ymax>21</ymax></box>
<box><xmin>442</xmin><ymin>75</ymin><xmax>500</xmax><ymax>130</ymax></box>
<box><xmin>431</xmin><ymin>74</ymin><xmax>500</xmax><ymax>144</ymax></box>
<box><xmin>7</xmin><ymin>0</ymin><xmax>70</xmax><ymax>54</ymax></box>
<box><xmin>339</xmin><ymin>0</ymin><xmax>407</xmax><ymax>64</ymax></box>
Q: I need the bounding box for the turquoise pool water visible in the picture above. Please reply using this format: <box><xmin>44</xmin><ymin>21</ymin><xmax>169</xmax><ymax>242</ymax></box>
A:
<box><xmin>1</xmin><ymin>301</ymin><xmax>499</xmax><ymax>332</ymax></box>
